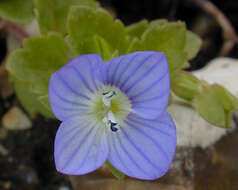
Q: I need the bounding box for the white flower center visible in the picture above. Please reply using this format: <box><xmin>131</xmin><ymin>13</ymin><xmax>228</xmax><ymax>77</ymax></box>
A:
<box><xmin>88</xmin><ymin>86</ymin><xmax>131</xmax><ymax>132</ymax></box>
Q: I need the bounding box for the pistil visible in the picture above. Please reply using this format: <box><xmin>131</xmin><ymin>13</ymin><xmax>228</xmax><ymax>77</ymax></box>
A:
<box><xmin>102</xmin><ymin>91</ymin><xmax>119</xmax><ymax>132</ymax></box>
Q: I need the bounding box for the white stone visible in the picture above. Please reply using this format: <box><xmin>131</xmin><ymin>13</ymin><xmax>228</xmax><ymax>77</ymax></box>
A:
<box><xmin>59</xmin><ymin>187</ymin><xmax>70</xmax><ymax>190</ymax></box>
<box><xmin>167</xmin><ymin>97</ymin><xmax>234</xmax><ymax>148</ymax></box>
<box><xmin>168</xmin><ymin>58</ymin><xmax>238</xmax><ymax>148</ymax></box>
<box><xmin>2</xmin><ymin>106</ymin><xmax>32</xmax><ymax>130</ymax></box>
<box><xmin>0</xmin><ymin>144</ymin><xmax>8</xmax><ymax>156</ymax></box>
<box><xmin>22</xmin><ymin>19</ymin><xmax>40</xmax><ymax>37</ymax></box>
<box><xmin>193</xmin><ymin>57</ymin><xmax>238</xmax><ymax>96</ymax></box>
<box><xmin>7</xmin><ymin>19</ymin><xmax>40</xmax><ymax>52</ymax></box>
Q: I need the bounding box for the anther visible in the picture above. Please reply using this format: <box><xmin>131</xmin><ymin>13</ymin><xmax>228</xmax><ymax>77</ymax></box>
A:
<box><xmin>110</xmin><ymin>121</ymin><xmax>119</xmax><ymax>132</ymax></box>
<box><xmin>111</xmin><ymin>124</ymin><xmax>118</xmax><ymax>132</ymax></box>
<box><xmin>102</xmin><ymin>111</ymin><xmax>119</xmax><ymax>132</ymax></box>
<box><xmin>102</xmin><ymin>91</ymin><xmax>116</xmax><ymax>107</ymax></box>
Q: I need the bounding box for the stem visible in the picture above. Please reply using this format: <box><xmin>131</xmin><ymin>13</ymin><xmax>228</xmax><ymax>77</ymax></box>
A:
<box><xmin>191</xmin><ymin>0</ymin><xmax>238</xmax><ymax>56</ymax></box>
<box><xmin>0</xmin><ymin>19</ymin><xmax>30</xmax><ymax>41</ymax></box>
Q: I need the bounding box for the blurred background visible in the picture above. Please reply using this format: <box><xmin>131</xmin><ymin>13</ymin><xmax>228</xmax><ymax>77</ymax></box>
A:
<box><xmin>1</xmin><ymin>0</ymin><xmax>238</xmax><ymax>189</ymax></box>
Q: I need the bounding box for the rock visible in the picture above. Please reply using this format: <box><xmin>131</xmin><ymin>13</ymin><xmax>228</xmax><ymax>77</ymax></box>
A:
<box><xmin>0</xmin><ymin>127</ymin><xmax>8</xmax><ymax>139</ymax></box>
<box><xmin>194</xmin><ymin>128</ymin><xmax>238</xmax><ymax>190</ymax></box>
<box><xmin>193</xmin><ymin>57</ymin><xmax>238</xmax><ymax>96</ymax></box>
<box><xmin>167</xmin><ymin>97</ymin><xmax>233</xmax><ymax>148</ymax></box>
<box><xmin>22</xmin><ymin>19</ymin><xmax>40</xmax><ymax>37</ymax></box>
<box><xmin>69</xmin><ymin>176</ymin><xmax>191</xmax><ymax>190</ymax></box>
<box><xmin>2</xmin><ymin>181</ymin><xmax>11</xmax><ymax>189</ymax></box>
<box><xmin>68</xmin><ymin>147</ymin><xmax>194</xmax><ymax>190</ymax></box>
<box><xmin>168</xmin><ymin>58</ymin><xmax>238</xmax><ymax>148</ymax></box>
<box><xmin>59</xmin><ymin>186</ymin><xmax>70</xmax><ymax>190</ymax></box>
<box><xmin>0</xmin><ymin>144</ymin><xmax>8</xmax><ymax>156</ymax></box>
<box><xmin>7</xmin><ymin>19</ymin><xmax>40</xmax><ymax>52</ymax></box>
<box><xmin>0</xmin><ymin>63</ymin><xmax>14</xmax><ymax>99</ymax></box>
<box><xmin>2</xmin><ymin>106</ymin><xmax>32</xmax><ymax>130</ymax></box>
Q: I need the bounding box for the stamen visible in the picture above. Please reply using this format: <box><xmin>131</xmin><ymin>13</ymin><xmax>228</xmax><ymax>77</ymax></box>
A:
<box><xmin>102</xmin><ymin>111</ymin><xmax>119</xmax><ymax>132</ymax></box>
<box><xmin>108</xmin><ymin>111</ymin><xmax>116</xmax><ymax>123</ymax></box>
<box><xmin>110</xmin><ymin>121</ymin><xmax>118</xmax><ymax>132</ymax></box>
<box><xmin>102</xmin><ymin>91</ymin><xmax>116</xmax><ymax>107</ymax></box>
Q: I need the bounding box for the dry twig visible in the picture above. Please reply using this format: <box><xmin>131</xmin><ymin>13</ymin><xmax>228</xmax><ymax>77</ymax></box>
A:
<box><xmin>0</xmin><ymin>19</ymin><xmax>29</xmax><ymax>41</ymax></box>
<box><xmin>192</xmin><ymin>0</ymin><xmax>238</xmax><ymax>56</ymax></box>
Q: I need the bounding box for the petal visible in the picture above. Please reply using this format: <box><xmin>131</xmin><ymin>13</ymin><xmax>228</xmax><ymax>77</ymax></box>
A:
<box><xmin>54</xmin><ymin>116</ymin><xmax>109</xmax><ymax>175</ymax></box>
<box><xmin>49</xmin><ymin>54</ymin><xmax>104</xmax><ymax>121</ymax></box>
<box><xmin>107</xmin><ymin>112</ymin><xmax>176</xmax><ymax>180</ymax></box>
<box><xmin>102</xmin><ymin>51</ymin><xmax>170</xmax><ymax>119</ymax></box>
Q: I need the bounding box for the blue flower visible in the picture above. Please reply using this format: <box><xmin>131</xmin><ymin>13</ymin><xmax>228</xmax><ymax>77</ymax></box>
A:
<box><xmin>49</xmin><ymin>51</ymin><xmax>176</xmax><ymax>180</ymax></box>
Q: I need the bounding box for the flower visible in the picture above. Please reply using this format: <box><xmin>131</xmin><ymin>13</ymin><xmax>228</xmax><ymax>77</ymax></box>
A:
<box><xmin>49</xmin><ymin>51</ymin><xmax>176</xmax><ymax>180</ymax></box>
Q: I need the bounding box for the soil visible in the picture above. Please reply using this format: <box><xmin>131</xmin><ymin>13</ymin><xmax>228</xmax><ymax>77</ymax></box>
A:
<box><xmin>1</xmin><ymin>0</ymin><xmax>238</xmax><ymax>190</ymax></box>
<box><xmin>0</xmin><ymin>117</ymin><xmax>71</xmax><ymax>190</ymax></box>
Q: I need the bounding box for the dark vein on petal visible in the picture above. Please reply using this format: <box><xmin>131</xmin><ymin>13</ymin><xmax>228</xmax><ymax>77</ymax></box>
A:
<box><xmin>52</xmin><ymin>103</ymin><xmax>88</xmax><ymax>112</ymax></box>
<box><xmin>109</xmin><ymin>133</ymin><xmax>134</xmax><ymax>177</ymax></box>
<box><xmin>71</xmin><ymin>65</ymin><xmax>94</xmax><ymax>93</ymax></box>
<box><xmin>94</xmin><ymin>133</ymin><xmax>101</xmax><ymax>169</ymax></box>
<box><xmin>61</xmin><ymin>126</ymin><xmax>96</xmax><ymax>171</ymax></box>
<box><xmin>123</xmin><ymin>54</ymin><xmax>164</xmax><ymax>94</ymax></box>
<box><xmin>125</xmin><ymin>120</ymin><xmax>170</xmax><ymax>162</ymax></box>
<box><xmin>75</xmin><ymin>127</ymin><xmax>101</xmax><ymax>172</ymax></box>
<box><xmin>56</xmin><ymin>73</ymin><xmax>90</xmax><ymax>100</ymax></box>
<box><xmin>113</xmin><ymin>53</ymin><xmax>141</xmax><ymax>86</ymax></box>
<box><xmin>121</xmin><ymin>126</ymin><xmax>166</xmax><ymax>171</ymax></box>
<box><xmin>131</xmin><ymin>87</ymin><xmax>169</xmax><ymax>104</ymax></box>
<box><xmin>130</xmin><ymin>69</ymin><xmax>169</xmax><ymax>99</ymax></box>
<box><xmin>118</xmin><ymin>53</ymin><xmax>154</xmax><ymax>89</ymax></box>
<box><xmin>124</xmin><ymin>62</ymin><xmax>159</xmax><ymax>93</ymax></box>
<box><xmin>85</xmin><ymin>56</ymin><xmax>99</xmax><ymax>91</ymax></box>
<box><xmin>117</xmin><ymin>130</ymin><xmax>152</xmax><ymax>177</ymax></box>
<box><xmin>127</xmin><ymin>116</ymin><xmax>173</xmax><ymax>137</ymax></box>
<box><xmin>110</xmin><ymin>55</ymin><xmax>128</xmax><ymax>85</ymax></box>
<box><xmin>56</xmin><ymin>121</ymin><xmax>87</xmax><ymax>147</ymax></box>
<box><xmin>106</xmin><ymin>60</ymin><xmax>113</xmax><ymax>84</ymax></box>
<box><xmin>51</xmin><ymin>86</ymin><xmax>88</xmax><ymax>107</ymax></box>
<box><xmin>132</xmin><ymin>105</ymin><xmax>164</xmax><ymax>111</ymax></box>
<box><xmin>55</xmin><ymin>122</ymin><xmax>90</xmax><ymax>158</ymax></box>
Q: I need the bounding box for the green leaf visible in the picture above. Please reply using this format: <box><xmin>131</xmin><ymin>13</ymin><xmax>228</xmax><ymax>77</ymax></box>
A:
<box><xmin>126</xmin><ymin>37</ymin><xmax>141</xmax><ymax>54</ymax></box>
<box><xmin>6</xmin><ymin>33</ymin><xmax>68</xmax><ymax>95</ymax></box>
<box><xmin>129</xmin><ymin>21</ymin><xmax>187</xmax><ymax>72</ymax></box>
<box><xmin>149</xmin><ymin>19</ymin><xmax>168</xmax><ymax>27</ymax></box>
<box><xmin>185</xmin><ymin>31</ymin><xmax>202</xmax><ymax>60</ymax></box>
<box><xmin>39</xmin><ymin>95</ymin><xmax>53</xmax><ymax>113</ymax></box>
<box><xmin>193</xmin><ymin>83</ymin><xmax>226</xmax><ymax>128</ymax></box>
<box><xmin>212</xmin><ymin>84</ymin><xmax>238</xmax><ymax>111</ymax></box>
<box><xmin>225</xmin><ymin>110</ymin><xmax>232</xmax><ymax>128</ymax></box>
<box><xmin>67</xmin><ymin>6</ymin><xmax>129</xmax><ymax>58</ymax></box>
<box><xmin>14</xmin><ymin>80</ymin><xmax>54</xmax><ymax>118</ymax></box>
<box><xmin>105</xmin><ymin>161</ymin><xmax>125</xmax><ymax>180</ymax></box>
<box><xmin>0</xmin><ymin>0</ymin><xmax>34</xmax><ymax>24</ymax></box>
<box><xmin>169</xmin><ymin>92</ymin><xmax>173</xmax><ymax>105</ymax></box>
<box><xmin>94</xmin><ymin>35</ymin><xmax>114</xmax><ymax>61</ymax></box>
<box><xmin>34</xmin><ymin>0</ymin><xmax>99</xmax><ymax>35</ymax></box>
<box><xmin>126</xmin><ymin>19</ymin><xmax>168</xmax><ymax>40</ymax></box>
<box><xmin>126</xmin><ymin>20</ymin><xmax>148</xmax><ymax>39</ymax></box>
<box><xmin>171</xmin><ymin>71</ymin><xmax>200</xmax><ymax>101</ymax></box>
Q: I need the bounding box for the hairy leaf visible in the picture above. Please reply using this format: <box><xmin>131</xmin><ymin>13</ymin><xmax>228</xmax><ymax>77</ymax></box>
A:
<box><xmin>171</xmin><ymin>71</ymin><xmax>200</xmax><ymax>101</ymax></box>
<box><xmin>14</xmin><ymin>80</ymin><xmax>54</xmax><ymax>118</ymax></box>
<box><xmin>185</xmin><ymin>31</ymin><xmax>202</xmax><ymax>60</ymax></box>
<box><xmin>35</xmin><ymin>0</ymin><xmax>99</xmax><ymax>35</ymax></box>
<box><xmin>0</xmin><ymin>0</ymin><xmax>34</xmax><ymax>24</ymax></box>
<box><xmin>126</xmin><ymin>20</ymin><xmax>148</xmax><ymax>39</ymax></box>
<box><xmin>6</xmin><ymin>33</ymin><xmax>68</xmax><ymax>95</ymax></box>
<box><xmin>105</xmin><ymin>161</ymin><xmax>125</xmax><ymax>180</ymax></box>
<box><xmin>129</xmin><ymin>21</ymin><xmax>187</xmax><ymax>72</ymax></box>
<box><xmin>67</xmin><ymin>6</ymin><xmax>129</xmax><ymax>59</ymax></box>
<box><xmin>193</xmin><ymin>84</ymin><xmax>226</xmax><ymax>128</ymax></box>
